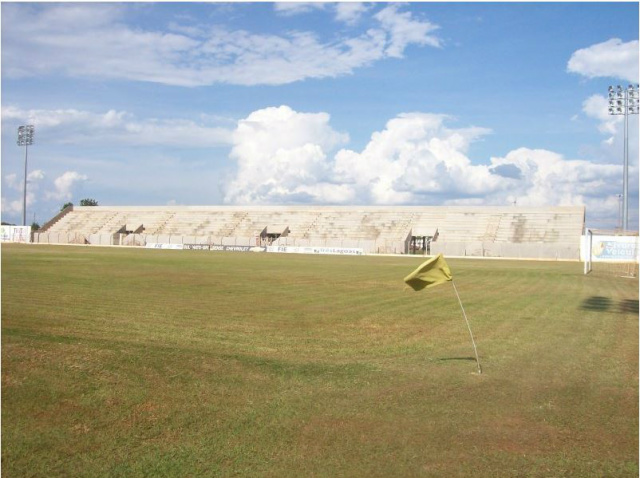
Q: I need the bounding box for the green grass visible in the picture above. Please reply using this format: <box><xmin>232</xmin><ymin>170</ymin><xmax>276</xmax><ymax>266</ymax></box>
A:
<box><xmin>2</xmin><ymin>244</ymin><xmax>638</xmax><ymax>478</ymax></box>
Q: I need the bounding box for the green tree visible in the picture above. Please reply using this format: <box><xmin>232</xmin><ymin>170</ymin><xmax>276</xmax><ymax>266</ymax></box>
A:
<box><xmin>80</xmin><ymin>198</ymin><xmax>99</xmax><ymax>206</ymax></box>
<box><xmin>61</xmin><ymin>202</ymin><xmax>73</xmax><ymax>211</ymax></box>
<box><xmin>31</xmin><ymin>222</ymin><xmax>40</xmax><ymax>231</ymax></box>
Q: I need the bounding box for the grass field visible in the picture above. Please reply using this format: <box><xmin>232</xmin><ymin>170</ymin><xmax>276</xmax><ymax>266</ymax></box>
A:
<box><xmin>2</xmin><ymin>244</ymin><xmax>638</xmax><ymax>478</ymax></box>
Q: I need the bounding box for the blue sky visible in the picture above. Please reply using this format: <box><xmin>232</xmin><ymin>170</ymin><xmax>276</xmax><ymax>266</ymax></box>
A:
<box><xmin>2</xmin><ymin>2</ymin><xmax>638</xmax><ymax>229</ymax></box>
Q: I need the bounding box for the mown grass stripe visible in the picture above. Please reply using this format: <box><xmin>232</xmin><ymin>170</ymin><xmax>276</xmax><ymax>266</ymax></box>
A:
<box><xmin>2</xmin><ymin>244</ymin><xmax>637</xmax><ymax>478</ymax></box>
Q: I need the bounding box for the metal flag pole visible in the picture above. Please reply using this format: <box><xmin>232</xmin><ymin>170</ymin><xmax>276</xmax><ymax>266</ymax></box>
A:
<box><xmin>451</xmin><ymin>280</ymin><xmax>482</xmax><ymax>374</ymax></box>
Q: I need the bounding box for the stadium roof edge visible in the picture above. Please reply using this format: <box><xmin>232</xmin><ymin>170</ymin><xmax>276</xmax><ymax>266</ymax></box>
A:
<box><xmin>73</xmin><ymin>205</ymin><xmax>586</xmax><ymax>213</ymax></box>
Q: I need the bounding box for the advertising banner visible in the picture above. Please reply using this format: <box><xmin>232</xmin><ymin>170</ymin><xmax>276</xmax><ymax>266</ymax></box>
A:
<box><xmin>582</xmin><ymin>235</ymin><xmax>639</xmax><ymax>262</ymax></box>
<box><xmin>209</xmin><ymin>245</ymin><xmax>266</xmax><ymax>252</ymax></box>
<box><xmin>145</xmin><ymin>243</ymin><xmax>266</xmax><ymax>252</ymax></box>
<box><xmin>145</xmin><ymin>243</ymin><xmax>184</xmax><ymax>250</ymax></box>
<box><xmin>184</xmin><ymin>244</ymin><xmax>211</xmax><ymax>250</ymax></box>
<box><xmin>1</xmin><ymin>225</ymin><xmax>31</xmax><ymax>243</ymax></box>
<box><xmin>592</xmin><ymin>239</ymin><xmax>638</xmax><ymax>261</ymax></box>
<box><xmin>267</xmin><ymin>245</ymin><xmax>363</xmax><ymax>255</ymax></box>
<box><xmin>0</xmin><ymin>226</ymin><xmax>10</xmax><ymax>242</ymax></box>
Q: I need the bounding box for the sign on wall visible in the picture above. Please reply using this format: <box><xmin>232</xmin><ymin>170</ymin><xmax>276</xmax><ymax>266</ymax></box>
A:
<box><xmin>582</xmin><ymin>235</ymin><xmax>639</xmax><ymax>262</ymax></box>
<box><xmin>0</xmin><ymin>226</ymin><xmax>31</xmax><ymax>243</ymax></box>
<box><xmin>267</xmin><ymin>245</ymin><xmax>364</xmax><ymax>255</ymax></box>
<box><xmin>592</xmin><ymin>240</ymin><xmax>638</xmax><ymax>261</ymax></box>
<box><xmin>146</xmin><ymin>243</ymin><xmax>266</xmax><ymax>252</ymax></box>
<box><xmin>145</xmin><ymin>243</ymin><xmax>184</xmax><ymax>250</ymax></box>
<box><xmin>184</xmin><ymin>244</ymin><xmax>211</xmax><ymax>250</ymax></box>
<box><xmin>209</xmin><ymin>245</ymin><xmax>266</xmax><ymax>252</ymax></box>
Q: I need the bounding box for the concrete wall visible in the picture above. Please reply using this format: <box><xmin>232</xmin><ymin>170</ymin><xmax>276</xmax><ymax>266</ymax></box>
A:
<box><xmin>116</xmin><ymin>234</ymin><xmax>257</xmax><ymax>247</ymax></box>
<box><xmin>34</xmin><ymin>230</ymin><xmax>581</xmax><ymax>260</ymax></box>
<box><xmin>431</xmin><ymin>241</ymin><xmax>580</xmax><ymax>260</ymax></box>
<box><xmin>34</xmin><ymin>232</ymin><xmax>88</xmax><ymax>245</ymax></box>
<box><xmin>271</xmin><ymin>236</ymin><xmax>406</xmax><ymax>254</ymax></box>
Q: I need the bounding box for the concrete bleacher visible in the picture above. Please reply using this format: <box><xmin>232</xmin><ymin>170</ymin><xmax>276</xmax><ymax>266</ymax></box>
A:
<box><xmin>35</xmin><ymin>205</ymin><xmax>585</xmax><ymax>259</ymax></box>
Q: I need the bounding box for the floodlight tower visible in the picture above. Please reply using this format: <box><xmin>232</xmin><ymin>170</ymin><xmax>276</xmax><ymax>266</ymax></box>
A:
<box><xmin>17</xmin><ymin>125</ymin><xmax>35</xmax><ymax>226</ymax></box>
<box><xmin>608</xmin><ymin>85</ymin><xmax>639</xmax><ymax>231</ymax></box>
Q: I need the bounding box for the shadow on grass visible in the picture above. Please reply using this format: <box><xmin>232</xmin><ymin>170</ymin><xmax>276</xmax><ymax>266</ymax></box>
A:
<box><xmin>580</xmin><ymin>296</ymin><xmax>639</xmax><ymax>314</ymax></box>
<box><xmin>580</xmin><ymin>296</ymin><xmax>612</xmax><ymax>311</ymax></box>
<box><xmin>619</xmin><ymin>299</ymin><xmax>639</xmax><ymax>314</ymax></box>
<box><xmin>437</xmin><ymin>357</ymin><xmax>476</xmax><ymax>362</ymax></box>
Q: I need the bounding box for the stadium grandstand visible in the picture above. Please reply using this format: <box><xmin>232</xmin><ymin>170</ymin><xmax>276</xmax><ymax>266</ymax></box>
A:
<box><xmin>33</xmin><ymin>205</ymin><xmax>585</xmax><ymax>259</ymax></box>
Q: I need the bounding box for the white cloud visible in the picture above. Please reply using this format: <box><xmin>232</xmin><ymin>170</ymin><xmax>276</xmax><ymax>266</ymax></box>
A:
<box><xmin>374</xmin><ymin>4</ymin><xmax>441</xmax><ymax>57</ymax></box>
<box><xmin>2</xmin><ymin>106</ymin><xmax>233</xmax><ymax>147</ymax></box>
<box><xmin>567</xmin><ymin>39</ymin><xmax>638</xmax><ymax>224</ymax></box>
<box><xmin>275</xmin><ymin>2</ymin><xmax>372</xmax><ymax>27</ymax></box>
<box><xmin>4</xmin><ymin>173</ymin><xmax>19</xmax><ymax>190</ymax></box>
<box><xmin>28</xmin><ymin>170</ymin><xmax>45</xmax><ymax>181</ymax></box>
<box><xmin>580</xmin><ymin>94</ymin><xmax>639</xmax><ymax>174</ymax></box>
<box><xmin>2</xmin><ymin>3</ymin><xmax>442</xmax><ymax>87</ymax></box>
<box><xmin>582</xmin><ymin>94</ymin><xmax>622</xmax><ymax>137</ymax></box>
<box><xmin>3</xmin><ymin>170</ymin><xmax>44</xmax><ymax>191</ymax></box>
<box><xmin>487</xmin><ymin>148</ymin><xmax>620</xmax><ymax>206</ymax></box>
<box><xmin>333</xmin><ymin>113</ymin><xmax>494</xmax><ymax>203</ymax></box>
<box><xmin>274</xmin><ymin>3</ymin><xmax>327</xmax><ymax>16</ymax></box>
<box><xmin>224</xmin><ymin>106</ymin><xmax>628</xmax><ymax>226</ymax></box>
<box><xmin>224</xmin><ymin>105</ymin><xmax>349</xmax><ymax>204</ymax></box>
<box><xmin>46</xmin><ymin>171</ymin><xmax>89</xmax><ymax>201</ymax></box>
<box><xmin>335</xmin><ymin>3</ymin><xmax>370</xmax><ymax>25</ymax></box>
<box><xmin>1</xmin><ymin>193</ymin><xmax>35</xmax><ymax>216</ymax></box>
<box><xmin>1</xmin><ymin>167</ymin><xmax>46</xmax><ymax>218</ymax></box>
<box><xmin>567</xmin><ymin>38</ymin><xmax>639</xmax><ymax>83</ymax></box>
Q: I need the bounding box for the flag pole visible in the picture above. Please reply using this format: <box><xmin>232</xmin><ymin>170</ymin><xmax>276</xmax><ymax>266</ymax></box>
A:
<box><xmin>451</xmin><ymin>280</ymin><xmax>482</xmax><ymax>374</ymax></box>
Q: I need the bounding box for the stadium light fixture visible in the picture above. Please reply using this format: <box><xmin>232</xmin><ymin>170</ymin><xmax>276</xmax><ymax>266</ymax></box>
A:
<box><xmin>607</xmin><ymin>84</ymin><xmax>639</xmax><ymax>231</ymax></box>
<box><xmin>17</xmin><ymin>125</ymin><xmax>35</xmax><ymax>226</ymax></box>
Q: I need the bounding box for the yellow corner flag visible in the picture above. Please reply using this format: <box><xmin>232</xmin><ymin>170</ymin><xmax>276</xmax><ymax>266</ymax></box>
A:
<box><xmin>403</xmin><ymin>254</ymin><xmax>453</xmax><ymax>291</ymax></box>
<box><xmin>403</xmin><ymin>254</ymin><xmax>482</xmax><ymax>374</ymax></box>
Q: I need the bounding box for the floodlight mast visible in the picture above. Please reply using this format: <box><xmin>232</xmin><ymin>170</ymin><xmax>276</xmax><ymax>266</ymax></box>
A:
<box><xmin>17</xmin><ymin>125</ymin><xmax>34</xmax><ymax>226</ymax></box>
<box><xmin>608</xmin><ymin>85</ymin><xmax>639</xmax><ymax>231</ymax></box>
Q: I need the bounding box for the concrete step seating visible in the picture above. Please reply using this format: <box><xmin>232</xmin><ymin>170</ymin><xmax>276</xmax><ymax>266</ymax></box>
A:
<box><xmin>42</xmin><ymin>205</ymin><xmax>585</xmax><ymax>247</ymax></box>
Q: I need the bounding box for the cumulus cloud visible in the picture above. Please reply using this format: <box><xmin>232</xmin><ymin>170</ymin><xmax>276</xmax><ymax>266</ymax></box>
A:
<box><xmin>4</xmin><ymin>173</ymin><xmax>20</xmax><ymax>190</ymax></box>
<box><xmin>2</xmin><ymin>106</ymin><xmax>233</xmax><ymax>147</ymax></box>
<box><xmin>46</xmin><ymin>171</ymin><xmax>89</xmax><ymax>201</ymax></box>
<box><xmin>28</xmin><ymin>170</ymin><xmax>45</xmax><ymax>182</ymax></box>
<box><xmin>1</xmin><ymin>193</ymin><xmax>35</xmax><ymax>216</ymax></box>
<box><xmin>580</xmin><ymin>93</ymin><xmax>638</xmax><ymax>167</ymax></box>
<box><xmin>334</xmin><ymin>113</ymin><xmax>494</xmax><ymax>203</ymax></box>
<box><xmin>572</xmin><ymin>43</ymin><xmax>638</xmax><ymax>207</ymax></box>
<box><xmin>224</xmin><ymin>106</ymin><xmax>624</xmax><ymax>226</ymax></box>
<box><xmin>567</xmin><ymin>38</ymin><xmax>639</xmax><ymax>82</ymax></box>
<box><xmin>2</xmin><ymin>3</ymin><xmax>441</xmax><ymax>86</ymax></box>
<box><xmin>1</xmin><ymin>170</ymin><xmax>44</xmax><ymax>216</ymax></box>
<box><xmin>568</xmin><ymin>38</ymin><xmax>638</xmax><ymax>225</ymax></box>
<box><xmin>4</xmin><ymin>169</ymin><xmax>45</xmax><ymax>191</ymax></box>
<box><xmin>487</xmin><ymin>148</ymin><xmax>620</xmax><ymax>207</ymax></box>
<box><xmin>224</xmin><ymin>105</ymin><xmax>349</xmax><ymax>204</ymax></box>
<box><xmin>581</xmin><ymin>94</ymin><xmax>621</xmax><ymax>136</ymax></box>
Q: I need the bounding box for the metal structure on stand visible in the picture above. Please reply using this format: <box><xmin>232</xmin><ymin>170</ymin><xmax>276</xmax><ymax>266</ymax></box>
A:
<box><xmin>607</xmin><ymin>85</ymin><xmax>639</xmax><ymax>231</ymax></box>
<box><xmin>17</xmin><ymin>125</ymin><xmax>35</xmax><ymax>226</ymax></box>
